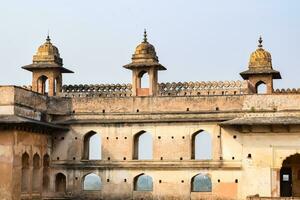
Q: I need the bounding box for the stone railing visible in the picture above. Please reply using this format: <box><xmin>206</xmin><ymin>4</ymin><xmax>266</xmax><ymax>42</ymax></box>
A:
<box><xmin>61</xmin><ymin>80</ymin><xmax>249</xmax><ymax>97</ymax></box>
<box><xmin>61</xmin><ymin>84</ymin><xmax>133</xmax><ymax>97</ymax></box>
<box><xmin>158</xmin><ymin>80</ymin><xmax>248</xmax><ymax>96</ymax></box>
<box><xmin>274</xmin><ymin>88</ymin><xmax>300</xmax><ymax>94</ymax></box>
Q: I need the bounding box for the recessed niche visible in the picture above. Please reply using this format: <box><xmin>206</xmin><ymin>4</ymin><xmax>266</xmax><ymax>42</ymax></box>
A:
<box><xmin>75</xmin><ymin>137</ymin><xmax>78</xmax><ymax>140</ymax></box>
<box><xmin>73</xmin><ymin>157</ymin><xmax>76</xmax><ymax>160</ymax></box>
<box><xmin>180</xmin><ymin>157</ymin><xmax>183</xmax><ymax>160</ymax></box>
<box><xmin>160</xmin><ymin>157</ymin><xmax>163</xmax><ymax>160</ymax></box>
<box><xmin>75</xmin><ymin>177</ymin><xmax>78</xmax><ymax>180</ymax></box>
<box><xmin>233</xmin><ymin>135</ymin><xmax>237</xmax><ymax>139</ymax></box>
<box><xmin>102</xmin><ymin>109</ymin><xmax>105</xmax><ymax>113</ymax></box>
<box><xmin>123</xmin><ymin>157</ymin><xmax>126</xmax><ymax>160</ymax></box>
<box><xmin>217</xmin><ymin>135</ymin><xmax>220</xmax><ymax>138</ymax></box>
<box><xmin>247</xmin><ymin>154</ymin><xmax>252</xmax><ymax>159</ymax></box>
<box><xmin>232</xmin><ymin>157</ymin><xmax>235</xmax><ymax>160</ymax></box>
<box><xmin>235</xmin><ymin>179</ymin><xmax>238</xmax><ymax>183</ymax></box>
<box><xmin>136</xmin><ymin>109</ymin><xmax>139</xmax><ymax>112</ymax></box>
<box><xmin>158</xmin><ymin>136</ymin><xmax>161</xmax><ymax>139</ymax></box>
<box><xmin>106</xmin><ymin>137</ymin><xmax>109</xmax><ymax>140</ymax></box>
<box><xmin>124</xmin><ymin>137</ymin><xmax>127</xmax><ymax>139</ymax></box>
<box><xmin>186</xmin><ymin>108</ymin><xmax>190</xmax><ymax>111</ymax></box>
<box><xmin>182</xmin><ymin>136</ymin><xmax>185</xmax><ymax>139</ymax></box>
<box><xmin>220</xmin><ymin>156</ymin><xmax>223</xmax><ymax>160</ymax></box>
<box><xmin>107</xmin><ymin>179</ymin><xmax>110</xmax><ymax>182</ymax></box>
<box><xmin>57</xmin><ymin>157</ymin><xmax>60</xmax><ymax>160</ymax></box>
<box><xmin>181</xmin><ymin>180</ymin><xmax>184</xmax><ymax>183</ymax></box>
<box><xmin>171</xmin><ymin>136</ymin><xmax>174</xmax><ymax>139</ymax></box>
<box><xmin>108</xmin><ymin>157</ymin><xmax>111</xmax><ymax>160</ymax></box>
<box><xmin>116</xmin><ymin>137</ymin><xmax>118</xmax><ymax>140</ymax></box>
<box><xmin>124</xmin><ymin>179</ymin><xmax>127</xmax><ymax>182</ymax></box>
<box><xmin>61</xmin><ymin>137</ymin><xmax>64</xmax><ymax>140</ymax></box>
<box><xmin>159</xmin><ymin>180</ymin><xmax>162</xmax><ymax>183</ymax></box>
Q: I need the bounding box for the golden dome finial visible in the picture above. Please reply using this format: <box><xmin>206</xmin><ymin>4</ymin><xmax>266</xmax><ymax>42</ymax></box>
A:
<box><xmin>143</xmin><ymin>29</ymin><xmax>147</xmax><ymax>43</ymax></box>
<box><xmin>258</xmin><ymin>36</ymin><xmax>263</xmax><ymax>48</ymax></box>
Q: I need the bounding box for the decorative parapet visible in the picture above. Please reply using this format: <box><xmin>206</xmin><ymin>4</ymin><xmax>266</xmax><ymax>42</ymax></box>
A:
<box><xmin>158</xmin><ymin>80</ymin><xmax>249</xmax><ymax>96</ymax></box>
<box><xmin>274</xmin><ymin>88</ymin><xmax>300</xmax><ymax>94</ymax></box>
<box><xmin>61</xmin><ymin>84</ymin><xmax>133</xmax><ymax>97</ymax></box>
<box><xmin>61</xmin><ymin>80</ymin><xmax>249</xmax><ymax>97</ymax></box>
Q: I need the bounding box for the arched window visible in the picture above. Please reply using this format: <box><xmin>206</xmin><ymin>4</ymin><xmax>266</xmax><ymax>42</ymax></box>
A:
<box><xmin>133</xmin><ymin>131</ymin><xmax>152</xmax><ymax>160</ymax></box>
<box><xmin>83</xmin><ymin>131</ymin><xmax>101</xmax><ymax>160</ymax></box>
<box><xmin>134</xmin><ymin>174</ymin><xmax>153</xmax><ymax>191</ymax></box>
<box><xmin>32</xmin><ymin>153</ymin><xmax>41</xmax><ymax>191</ymax></box>
<box><xmin>43</xmin><ymin>154</ymin><xmax>50</xmax><ymax>191</ymax></box>
<box><xmin>55</xmin><ymin>173</ymin><xmax>66</xmax><ymax>193</ymax></box>
<box><xmin>191</xmin><ymin>130</ymin><xmax>212</xmax><ymax>160</ymax></box>
<box><xmin>256</xmin><ymin>81</ymin><xmax>267</xmax><ymax>94</ymax></box>
<box><xmin>191</xmin><ymin>174</ymin><xmax>212</xmax><ymax>192</ymax></box>
<box><xmin>83</xmin><ymin>173</ymin><xmax>102</xmax><ymax>191</ymax></box>
<box><xmin>21</xmin><ymin>152</ymin><xmax>30</xmax><ymax>192</ymax></box>
<box><xmin>37</xmin><ymin>75</ymin><xmax>49</xmax><ymax>94</ymax></box>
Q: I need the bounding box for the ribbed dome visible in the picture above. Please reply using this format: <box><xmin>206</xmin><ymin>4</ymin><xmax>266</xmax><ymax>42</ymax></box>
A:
<box><xmin>132</xmin><ymin>31</ymin><xmax>159</xmax><ymax>63</ymax></box>
<box><xmin>249</xmin><ymin>37</ymin><xmax>272</xmax><ymax>69</ymax></box>
<box><xmin>33</xmin><ymin>36</ymin><xmax>63</xmax><ymax>66</ymax></box>
<box><xmin>123</xmin><ymin>30</ymin><xmax>166</xmax><ymax>70</ymax></box>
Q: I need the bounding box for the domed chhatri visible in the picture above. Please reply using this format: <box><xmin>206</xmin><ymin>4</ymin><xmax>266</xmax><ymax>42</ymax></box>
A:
<box><xmin>22</xmin><ymin>35</ymin><xmax>73</xmax><ymax>96</ymax></box>
<box><xmin>240</xmin><ymin>36</ymin><xmax>281</xmax><ymax>94</ymax></box>
<box><xmin>124</xmin><ymin>29</ymin><xmax>166</xmax><ymax>70</ymax></box>
<box><xmin>33</xmin><ymin>35</ymin><xmax>62</xmax><ymax>65</ymax></box>
<box><xmin>249</xmin><ymin>36</ymin><xmax>272</xmax><ymax>69</ymax></box>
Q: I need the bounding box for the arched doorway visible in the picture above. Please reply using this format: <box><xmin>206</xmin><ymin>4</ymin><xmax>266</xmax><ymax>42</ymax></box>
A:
<box><xmin>55</xmin><ymin>173</ymin><xmax>66</xmax><ymax>193</ymax></box>
<box><xmin>280</xmin><ymin>153</ymin><xmax>300</xmax><ymax>197</ymax></box>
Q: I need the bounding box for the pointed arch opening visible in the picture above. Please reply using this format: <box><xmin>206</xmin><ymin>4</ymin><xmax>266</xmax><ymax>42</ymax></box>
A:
<box><xmin>280</xmin><ymin>153</ymin><xmax>300</xmax><ymax>197</ymax></box>
<box><xmin>55</xmin><ymin>173</ymin><xmax>66</xmax><ymax>193</ymax></box>
<box><xmin>191</xmin><ymin>130</ymin><xmax>212</xmax><ymax>160</ymax></box>
<box><xmin>43</xmin><ymin>154</ymin><xmax>50</xmax><ymax>192</ymax></box>
<box><xmin>191</xmin><ymin>174</ymin><xmax>212</xmax><ymax>192</ymax></box>
<box><xmin>37</xmin><ymin>75</ymin><xmax>49</xmax><ymax>94</ymax></box>
<box><xmin>138</xmin><ymin>70</ymin><xmax>149</xmax><ymax>88</ymax></box>
<box><xmin>83</xmin><ymin>173</ymin><xmax>102</xmax><ymax>191</ymax></box>
<box><xmin>256</xmin><ymin>81</ymin><xmax>267</xmax><ymax>94</ymax></box>
<box><xmin>83</xmin><ymin>131</ymin><xmax>102</xmax><ymax>160</ymax></box>
<box><xmin>133</xmin><ymin>131</ymin><xmax>153</xmax><ymax>160</ymax></box>
<box><xmin>21</xmin><ymin>152</ymin><xmax>30</xmax><ymax>192</ymax></box>
<box><xmin>136</xmin><ymin>70</ymin><xmax>150</xmax><ymax>96</ymax></box>
<box><xmin>134</xmin><ymin>174</ymin><xmax>153</xmax><ymax>191</ymax></box>
<box><xmin>32</xmin><ymin>153</ymin><xmax>41</xmax><ymax>192</ymax></box>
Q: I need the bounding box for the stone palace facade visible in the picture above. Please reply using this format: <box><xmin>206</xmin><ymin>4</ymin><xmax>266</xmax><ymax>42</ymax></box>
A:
<box><xmin>0</xmin><ymin>31</ymin><xmax>300</xmax><ymax>200</ymax></box>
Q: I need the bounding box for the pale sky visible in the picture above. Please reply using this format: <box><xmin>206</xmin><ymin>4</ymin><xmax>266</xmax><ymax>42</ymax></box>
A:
<box><xmin>0</xmin><ymin>0</ymin><xmax>299</xmax><ymax>89</ymax></box>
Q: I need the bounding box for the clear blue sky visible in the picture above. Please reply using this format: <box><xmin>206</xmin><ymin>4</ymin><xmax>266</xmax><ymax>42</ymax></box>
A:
<box><xmin>0</xmin><ymin>0</ymin><xmax>299</xmax><ymax>89</ymax></box>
